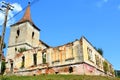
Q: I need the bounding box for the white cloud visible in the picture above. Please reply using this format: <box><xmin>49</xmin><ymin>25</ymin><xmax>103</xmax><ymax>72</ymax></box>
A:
<box><xmin>12</xmin><ymin>3</ymin><xmax>22</xmax><ymax>12</ymax></box>
<box><xmin>0</xmin><ymin>25</ymin><xmax>2</xmax><ymax>35</ymax></box>
<box><xmin>0</xmin><ymin>1</ymin><xmax>22</xmax><ymax>27</ymax></box>
<box><xmin>0</xmin><ymin>12</ymin><xmax>5</xmax><ymax>25</ymax></box>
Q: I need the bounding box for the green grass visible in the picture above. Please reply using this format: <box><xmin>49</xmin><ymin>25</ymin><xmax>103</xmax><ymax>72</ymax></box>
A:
<box><xmin>0</xmin><ymin>75</ymin><xmax>120</xmax><ymax>80</ymax></box>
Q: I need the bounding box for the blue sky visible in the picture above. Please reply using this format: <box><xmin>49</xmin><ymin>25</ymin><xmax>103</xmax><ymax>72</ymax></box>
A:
<box><xmin>0</xmin><ymin>0</ymin><xmax>120</xmax><ymax>70</ymax></box>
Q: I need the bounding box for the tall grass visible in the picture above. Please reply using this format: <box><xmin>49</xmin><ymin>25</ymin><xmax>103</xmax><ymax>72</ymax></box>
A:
<box><xmin>0</xmin><ymin>75</ymin><xmax>120</xmax><ymax>80</ymax></box>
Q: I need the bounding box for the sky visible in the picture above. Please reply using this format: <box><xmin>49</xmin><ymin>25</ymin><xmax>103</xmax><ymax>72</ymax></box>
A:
<box><xmin>0</xmin><ymin>0</ymin><xmax>120</xmax><ymax>70</ymax></box>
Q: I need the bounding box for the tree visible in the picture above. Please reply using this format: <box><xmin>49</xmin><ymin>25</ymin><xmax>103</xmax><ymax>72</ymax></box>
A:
<box><xmin>1</xmin><ymin>61</ymin><xmax>6</xmax><ymax>74</ymax></box>
<box><xmin>103</xmin><ymin>61</ymin><xmax>109</xmax><ymax>74</ymax></box>
<box><xmin>97</xmin><ymin>48</ymin><xmax>103</xmax><ymax>56</ymax></box>
<box><xmin>94</xmin><ymin>47</ymin><xmax>103</xmax><ymax>56</ymax></box>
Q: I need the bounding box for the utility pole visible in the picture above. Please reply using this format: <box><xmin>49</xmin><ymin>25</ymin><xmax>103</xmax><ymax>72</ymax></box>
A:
<box><xmin>0</xmin><ymin>2</ymin><xmax>14</xmax><ymax>74</ymax></box>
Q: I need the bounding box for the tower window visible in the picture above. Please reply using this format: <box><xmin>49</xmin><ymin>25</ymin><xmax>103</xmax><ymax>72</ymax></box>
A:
<box><xmin>32</xmin><ymin>32</ymin><xmax>34</xmax><ymax>38</ymax></box>
<box><xmin>15</xmin><ymin>48</ymin><xmax>17</xmax><ymax>51</ymax></box>
<box><xmin>17</xmin><ymin>29</ymin><xmax>20</xmax><ymax>36</ymax></box>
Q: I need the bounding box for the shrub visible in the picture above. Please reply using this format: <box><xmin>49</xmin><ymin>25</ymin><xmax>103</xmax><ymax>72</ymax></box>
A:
<box><xmin>103</xmin><ymin>61</ymin><xmax>109</xmax><ymax>74</ymax></box>
<box><xmin>1</xmin><ymin>61</ymin><xmax>6</xmax><ymax>74</ymax></box>
<box><xmin>18</xmin><ymin>48</ymin><xmax>27</xmax><ymax>53</ymax></box>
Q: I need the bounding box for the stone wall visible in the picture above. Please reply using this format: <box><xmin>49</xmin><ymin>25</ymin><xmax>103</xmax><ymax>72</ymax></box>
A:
<box><xmin>13</xmin><ymin>63</ymin><xmax>107</xmax><ymax>76</ymax></box>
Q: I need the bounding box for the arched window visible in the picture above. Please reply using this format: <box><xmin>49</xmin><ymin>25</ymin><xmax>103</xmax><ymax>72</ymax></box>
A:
<box><xmin>69</xmin><ymin>66</ymin><xmax>73</xmax><ymax>73</ymax></box>
<box><xmin>21</xmin><ymin>56</ymin><xmax>25</xmax><ymax>68</ymax></box>
<box><xmin>15</xmin><ymin>48</ymin><xmax>17</xmax><ymax>51</ymax></box>
<box><xmin>17</xmin><ymin>29</ymin><xmax>20</xmax><ymax>36</ymax></box>
<box><xmin>10</xmin><ymin>63</ymin><xmax>13</xmax><ymax>72</ymax></box>
<box><xmin>87</xmin><ymin>47</ymin><xmax>93</xmax><ymax>62</ymax></box>
<box><xmin>32</xmin><ymin>32</ymin><xmax>34</xmax><ymax>38</ymax></box>
<box><xmin>42</xmin><ymin>52</ymin><xmax>46</xmax><ymax>64</ymax></box>
<box><xmin>33</xmin><ymin>54</ymin><xmax>37</xmax><ymax>65</ymax></box>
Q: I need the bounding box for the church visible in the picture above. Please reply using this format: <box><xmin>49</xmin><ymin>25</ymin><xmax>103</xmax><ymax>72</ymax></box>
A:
<box><xmin>5</xmin><ymin>3</ymin><xmax>114</xmax><ymax>76</ymax></box>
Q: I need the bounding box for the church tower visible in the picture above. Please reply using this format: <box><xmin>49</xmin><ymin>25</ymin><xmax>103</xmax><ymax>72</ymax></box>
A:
<box><xmin>6</xmin><ymin>3</ymin><xmax>40</xmax><ymax>61</ymax></box>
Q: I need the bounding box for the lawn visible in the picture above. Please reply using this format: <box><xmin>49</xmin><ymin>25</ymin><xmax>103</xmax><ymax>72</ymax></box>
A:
<box><xmin>0</xmin><ymin>75</ymin><xmax>120</xmax><ymax>80</ymax></box>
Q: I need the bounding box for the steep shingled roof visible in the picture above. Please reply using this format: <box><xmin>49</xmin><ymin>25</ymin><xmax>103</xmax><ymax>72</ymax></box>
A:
<box><xmin>11</xmin><ymin>3</ymin><xmax>40</xmax><ymax>31</ymax></box>
<box><xmin>18</xmin><ymin>3</ymin><xmax>32</xmax><ymax>23</ymax></box>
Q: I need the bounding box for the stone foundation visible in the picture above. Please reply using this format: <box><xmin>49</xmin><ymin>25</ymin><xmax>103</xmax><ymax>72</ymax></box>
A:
<box><xmin>11</xmin><ymin>63</ymin><xmax>107</xmax><ymax>76</ymax></box>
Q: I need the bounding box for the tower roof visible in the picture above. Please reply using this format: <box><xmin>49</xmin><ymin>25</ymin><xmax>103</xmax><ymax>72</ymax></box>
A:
<box><xmin>11</xmin><ymin>3</ymin><xmax>40</xmax><ymax>31</ymax></box>
<box><xmin>19</xmin><ymin>3</ymin><xmax>32</xmax><ymax>23</ymax></box>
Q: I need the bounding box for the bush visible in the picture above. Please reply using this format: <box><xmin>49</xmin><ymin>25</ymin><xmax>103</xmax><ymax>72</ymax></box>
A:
<box><xmin>18</xmin><ymin>48</ymin><xmax>27</xmax><ymax>53</ymax></box>
<box><xmin>1</xmin><ymin>61</ymin><xmax>6</xmax><ymax>74</ymax></box>
<box><xmin>103</xmin><ymin>61</ymin><xmax>109</xmax><ymax>74</ymax></box>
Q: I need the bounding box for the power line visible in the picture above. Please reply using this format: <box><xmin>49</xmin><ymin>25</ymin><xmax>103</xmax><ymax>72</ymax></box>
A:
<box><xmin>7</xmin><ymin>0</ymin><xmax>40</xmax><ymax>22</ymax></box>
<box><xmin>0</xmin><ymin>0</ymin><xmax>40</xmax><ymax>74</ymax></box>
<box><xmin>0</xmin><ymin>1</ymin><xmax>14</xmax><ymax>74</ymax></box>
